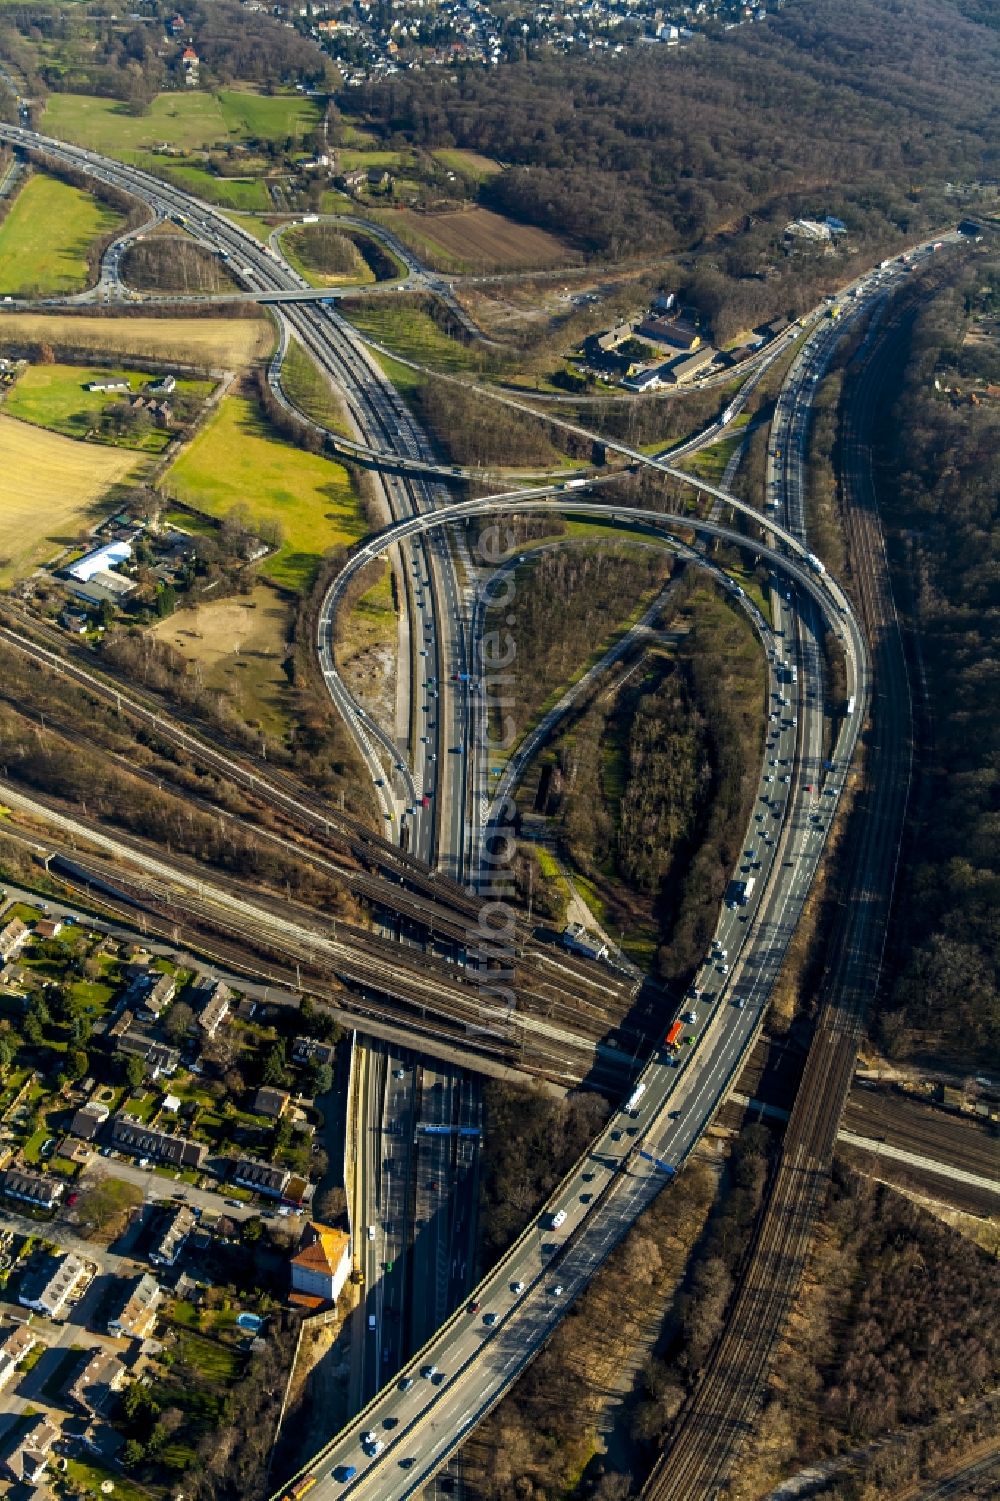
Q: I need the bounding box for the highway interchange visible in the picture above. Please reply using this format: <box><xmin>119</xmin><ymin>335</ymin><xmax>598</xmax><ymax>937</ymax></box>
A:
<box><xmin>0</xmin><ymin>116</ymin><xmax>971</xmax><ymax>1501</ymax></box>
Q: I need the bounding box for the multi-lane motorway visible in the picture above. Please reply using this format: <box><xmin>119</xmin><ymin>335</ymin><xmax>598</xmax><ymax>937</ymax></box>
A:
<box><xmin>0</xmin><ymin>117</ymin><xmax>971</xmax><ymax>1501</ymax></box>
<box><xmin>269</xmin><ymin>482</ymin><xmax>868</xmax><ymax>1496</ymax></box>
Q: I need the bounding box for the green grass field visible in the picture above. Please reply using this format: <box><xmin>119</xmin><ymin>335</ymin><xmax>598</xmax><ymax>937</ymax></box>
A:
<box><xmin>344</xmin><ymin>302</ymin><xmax>476</xmax><ymax>373</ymax></box>
<box><xmin>432</xmin><ymin>148</ymin><xmax>503</xmax><ymax>181</ymax></box>
<box><xmin>41</xmin><ymin>89</ymin><xmax>321</xmax><ymax>156</ymax></box>
<box><xmin>160</xmin><ymin>164</ymin><xmax>274</xmax><ymax>212</ymax></box>
<box><xmin>162</xmin><ymin>394</ymin><xmax>364</xmax><ymax>591</ymax></box>
<box><xmin>0</xmin><ymin>174</ymin><xmax>122</xmax><ymax>295</ymax></box>
<box><xmin>282</xmin><ymin>340</ymin><xmax>351</xmax><ymax>435</ymax></box>
<box><xmin>4</xmin><ymin>363</ymin><xmax>214</xmax><ymax>451</ymax></box>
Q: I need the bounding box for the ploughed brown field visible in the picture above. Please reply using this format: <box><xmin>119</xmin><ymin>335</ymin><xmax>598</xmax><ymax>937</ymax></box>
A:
<box><xmin>394</xmin><ymin>207</ymin><xmax>578</xmax><ymax>272</ymax></box>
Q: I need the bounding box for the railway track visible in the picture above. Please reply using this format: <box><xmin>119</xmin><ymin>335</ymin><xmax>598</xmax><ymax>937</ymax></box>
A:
<box><xmin>0</xmin><ymin>615</ymin><xmax>631</xmax><ymax>1028</ymax></box>
<box><xmin>2</xmin><ymin>765</ymin><xmax>638</xmax><ymax>1082</ymax></box>
<box><xmin>641</xmin><ymin>287</ymin><xmax>922</xmax><ymax>1500</ymax></box>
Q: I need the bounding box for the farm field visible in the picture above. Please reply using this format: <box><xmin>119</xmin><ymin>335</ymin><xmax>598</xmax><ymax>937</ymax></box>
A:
<box><xmin>386</xmin><ymin>206</ymin><xmax>577</xmax><ymax>273</ymax></box>
<box><xmin>0</xmin><ymin>415</ymin><xmax>139</xmax><ymax>585</ymax></box>
<box><xmin>4</xmin><ymin>363</ymin><xmax>214</xmax><ymax>449</ymax></box>
<box><xmin>41</xmin><ymin>89</ymin><xmax>321</xmax><ymax>156</ymax></box>
<box><xmin>0</xmin><ymin>312</ymin><xmax>273</xmax><ymax>368</ymax></box>
<box><xmin>0</xmin><ymin>174</ymin><xmax>122</xmax><ymax>295</ymax></box>
<box><xmin>161</xmin><ymin>393</ymin><xmax>364</xmax><ymax>591</ymax></box>
<box><xmin>151</xmin><ymin>581</ymin><xmax>294</xmax><ymax>738</ymax></box>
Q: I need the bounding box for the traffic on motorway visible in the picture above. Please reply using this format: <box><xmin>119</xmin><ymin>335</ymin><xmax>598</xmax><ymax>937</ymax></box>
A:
<box><xmin>0</xmin><ymin>119</ymin><xmax>964</xmax><ymax>1501</ymax></box>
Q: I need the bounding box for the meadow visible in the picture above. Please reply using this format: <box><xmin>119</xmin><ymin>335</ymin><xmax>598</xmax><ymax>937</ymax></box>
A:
<box><xmin>161</xmin><ymin>394</ymin><xmax>364</xmax><ymax>591</ymax></box>
<box><xmin>4</xmin><ymin>363</ymin><xmax>214</xmax><ymax>450</ymax></box>
<box><xmin>40</xmin><ymin>89</ymin><xmax>321</xmax><ymax>156</ymax></box>
<box><xmin>0</xmin><ymin>175</ymin><xmax>122</xmax><ymax>295</ymax></box>
<box><xmin>343</xmin><ymin>301</ymin><xmax>476</xmax><ymax>373</ymax></box>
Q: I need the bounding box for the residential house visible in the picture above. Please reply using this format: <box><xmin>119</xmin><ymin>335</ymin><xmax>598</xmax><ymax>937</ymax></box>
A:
<box><xmin>65</xmin><ymin>1347</ymin><xmax>127</xmax><ymax>1416</ymax></box>
<box><xmin>291</xmin><ymin>1036</ymin><xmax>336</xmax><ymax>1068</ymax></box>
<box><xmin>0</xmin><ymin>960</ymin><xmax>30</xmax><ymax>994</ymax></box>
<box><xmin>34</xmin><ymin>918</ymin><xmax>63</xmax><ymax>941</ymax></box>
<box><xmin>181</xmin><ymin>45</ymin><xmax>200</xmax><ymax>82</ymax></box>
<box><xmin>149</xmin><ymin>1204</ymin><xmax>197</xmax><ymax>1267</ymax></box>
<box><xmin>128</xmin><ymin>971</ymin><xmax>176</xmax><ymax>1023</ymax></box>
<box><xmin>232</xmin><ymin>1156</ymin><xmax>290</xmax><ymax>1198</ymax></box>
<box><xmin>147</xmin><ymin>374</ymin><xmax>176</xmax><ymax>395</ymax></box>
<box><xmin>283</xmin><ymin>1173</ymin><xmax>312</xmax><ymax>1210</ymax></box>
<box><xmin>0</xmin><ymin>1414</ymin><xmax>60</xmax><ymax>1485</ymax></box>
<box><xmin>108</xmin><ymin>1008</ymin><xmax>135</xmax><ymax>1042</ymax></box>
<box><xmin>116</xmin><ymin>1033</ymin><xmax>180</xmax><ymax>1078</ymax></box>
<box><xmin>107</xmin><ymin>1273</ymin><xmax>162</xmax><ymax>1340</ymax></box>
<box><xmin>785</xmin><ymin>217</ymin><xmax>833</xmax><ymax>242</ymax></box>
<box><xmin>253</xmin><ymin>1086</ymin><xmax>291</xmax><ymax>1120</ymax></box>
<box><xmin>60</xmin><ymin>606</ymin><xmax>94</xmax><ymax>635</ymax></box>
<box><xmin>0</xmin><ymin>1325</ymin><xmax>42</xmax><ymax>1391</ymax></box>
<box><xmin>69</xmin><ymin>1102</ymin><xmax>109</xmax><ymax>1141</ymax></box>
<box><xmin>18</xmin><ymin>1252</ymin><xmax>91</xmax><ymax>1319</ymax></box>
<box><xmin>0</xmin><ymin>917</ymin><xmax>29</xmax><ymax>962</ymax></box>
<box><xmin>1</xmin><ymin>1167</ymin><xmax>65</xmax><ymax>1211</ymax></box>
<box><xmin>56</xmin><ymin>1137</ymin><xmax>92</xmax><ymax>1166</ymax></box>
<box><xmin>111</xmin><ymin>1113</ymin><xmax>207</xmax><ymax>1170</ymax></box>
<box><xmin>290</xmin><ymin>1221</ymin><xmax>351</xmax><ymax>1304</ymax></box>
<box><xmin>196</xmin><ymin>980</ymin><xmax>231</xmax><ymax>1040</ymax></box>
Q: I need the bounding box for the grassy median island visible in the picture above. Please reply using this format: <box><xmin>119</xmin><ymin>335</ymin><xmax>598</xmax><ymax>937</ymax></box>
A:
<box><xmin>281</xmin><ymin>339</ymin><xmax>352</xmax><ymax>435</ymax></box>
<box><xmin>0</xmin><ymin>174</ymin><xmax>123</xmax><ymax>295</ymax></box>
<box><xmin>161</xmin><ymin>392</ymin><xmax>364</xmax><ymax>592</ymax></box>
<box><xmin>280</xmin><ymin>223</ymin><xmax>377</xmax><ymax>288</ymax></box>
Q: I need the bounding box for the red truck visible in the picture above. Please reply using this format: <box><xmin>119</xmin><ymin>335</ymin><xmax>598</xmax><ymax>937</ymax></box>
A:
<box><xmin>665</xmin><ymin>1020</ymin><xmax>684</xmax><ymax>1050</ymax></box>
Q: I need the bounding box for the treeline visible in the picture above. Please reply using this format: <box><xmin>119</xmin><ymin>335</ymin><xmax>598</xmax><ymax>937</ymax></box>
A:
<box><xmin>553</xmin><ymin>573</ymin><xmax>766</xmax><ymax>986</ymax></box>
<box><xmin>345</xmin><ymin>0</ymin><xmax>998</xmax><ymax>276</ymax></box>
<box><xmin>184</xmin><ymin>1</ymin><xmax>332</xmax><ymax>92</ymax></box>
<box><xmin>872</xmin><ymin>260</ymin><xmax>1000</xmax><ymax>1066</ymax></box>
<box><xmin>553</xmin><ymin>645</ymin><xmax>712</xmax><ymax>934</ymax></box>
<box><xmin>122</xmin><ymin>236</ymin><xmax>240</xmax><ymax>295</ymax></box>
<box><xmin>478</xmin><ymin>1079</ymin><xmax>609</xmax><ymax>1265</ymax></box>
<box><xmin>0</xmin><ymin>692</ymin><xmax>352</xmax><ymax>912</ymax></box>
<box><xmin>631</xmin><ymin>1125</ymin><xmax>774</xmax><ymax>1449</ymax></box>
<box><xmin>737</xmin><ymin>1165</ymin><xmax>1000</xmax><ymax>1485</ymax></box>
<box><xmin>417</xmin><ymin>378</ymin><xmax>567</xmax><ymax>469</ymax></box>
<box><xmin>484</xmin><ymin>545</ymin><xmax>673</xmax><ymax>738</ymax></box>
<box><xmin>464</xmin><ymin>1126</ymin><xmax>772</xmax><ymax>1501</ymax></box>
<box><xmin>162</xmin><ymin>1311</ymin><xmax>301</xmax><ymax>1500</ymax></box>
